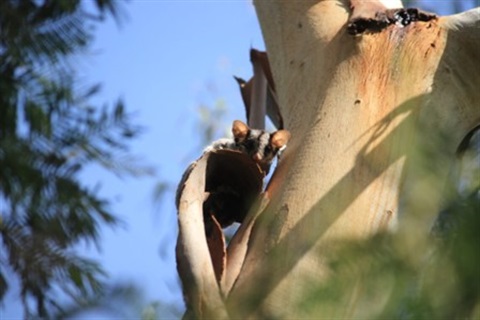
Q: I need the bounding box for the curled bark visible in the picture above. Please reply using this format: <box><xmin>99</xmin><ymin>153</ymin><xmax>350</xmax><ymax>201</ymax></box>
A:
<box><xmin>176</xmin><ymin>150</ymin><xmax>264</xmax><ymax>318</ymax></box>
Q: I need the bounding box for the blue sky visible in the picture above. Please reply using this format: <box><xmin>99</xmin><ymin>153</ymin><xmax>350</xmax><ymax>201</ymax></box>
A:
<box><xmin>2</xmin><ymin>0</ymin><xmax>478</xmax><ymax>318</ymax></box>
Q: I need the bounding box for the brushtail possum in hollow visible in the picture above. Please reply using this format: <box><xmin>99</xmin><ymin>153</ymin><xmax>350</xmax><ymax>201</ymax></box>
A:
<box><xmin>175</xmin><ymin>120</ymin><xmax>290</xmax><ymax>229</ymax></box>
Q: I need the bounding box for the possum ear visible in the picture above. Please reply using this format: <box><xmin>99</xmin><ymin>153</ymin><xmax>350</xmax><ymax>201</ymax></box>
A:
<box><xmin>271</xmin><ymin>130</ymin><xmax>291</xmax><ymax>149</ymax></box>
<box><xmin>232</xmin><ymin>120</ymin><xmax>249</xmax><ymax>141</ymax></box>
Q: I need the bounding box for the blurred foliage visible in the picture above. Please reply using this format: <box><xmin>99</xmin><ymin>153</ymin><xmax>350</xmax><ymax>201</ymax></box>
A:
<box><xmin>293</xmin><ymin>122</ymin><xmax>480</xmax><ymax>318</ymax></box>
<box><xmin>53</xmin><ymin>283</ymin><xmax>144</xmax><ymax>318</ymax></box>
<box><xmin>0</xmin><ymin>0</ymin><xmax>150</xmax><ymax>318</ymax></box>
<box><xmin>52</xmin><ymin>282</ymin><xmax>182</xmax><ymax>319</ymax></box>
<box><xmin>196</xmin><ymin>98</ymin><xmax>229</xmax><ymax>150</ymax></box>
<box><xmin>296</xmin><ymin>189</ymin><xmax>479</xmax><ymax>319</ymax></box>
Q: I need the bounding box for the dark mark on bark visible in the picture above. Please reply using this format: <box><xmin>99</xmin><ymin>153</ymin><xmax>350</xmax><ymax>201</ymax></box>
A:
<box><xmin>347</xmin><ymin>8</ymin><xmax>437</xmax><ymax>36</ymax></box>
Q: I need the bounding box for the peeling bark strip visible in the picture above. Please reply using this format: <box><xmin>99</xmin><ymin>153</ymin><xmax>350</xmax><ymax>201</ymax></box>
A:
<box><xmin>175</xmin><ymin>153</ymin><xmax>226</xmax><ymax>318</ymax></box>
<box><xmin>235</xmin><ymin>49</ymin><xmax>284</xmax><ymax>129</ymax></box>
<box><xmin>176</xmin><ymin>150</ymin><xmax>264</xmax><ymax>318</ymax></box>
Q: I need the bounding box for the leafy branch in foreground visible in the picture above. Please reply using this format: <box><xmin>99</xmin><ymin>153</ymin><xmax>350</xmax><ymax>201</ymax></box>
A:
<box><xmin>0</xmin><ymin>0</ymin><xmax>149</xmax><ymax>317</ymax></box>
<box><xmin>296</xmin><ymin>188</ymin><xmax>480</xmax><ymax>319</ymax></box>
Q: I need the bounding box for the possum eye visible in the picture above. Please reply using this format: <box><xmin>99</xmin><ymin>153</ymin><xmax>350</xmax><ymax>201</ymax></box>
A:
<box><xmin>264</xmin><ymin>144</ymin><xmax>273</xmax><ymax>155</ymax></box>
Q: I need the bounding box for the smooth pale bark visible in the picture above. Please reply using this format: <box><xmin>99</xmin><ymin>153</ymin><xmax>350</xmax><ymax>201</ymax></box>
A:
<box><xmin>226</xmin><ymin>1</ymin><xmax>480</xmax><ymax>317</ymax></box>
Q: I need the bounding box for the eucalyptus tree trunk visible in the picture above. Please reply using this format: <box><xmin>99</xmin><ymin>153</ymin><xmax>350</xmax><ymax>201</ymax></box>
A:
<box><xmin>176</xmin><ymin>1</ymin><xmax>480</xmax><ymax>318</ymax></box>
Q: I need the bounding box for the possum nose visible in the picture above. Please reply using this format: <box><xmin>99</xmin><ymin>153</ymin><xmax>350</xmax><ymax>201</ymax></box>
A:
<box><xmin>253</xmin><ymin>153</ymin><xmax>262</xmax><ymax>161</ymax></box>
